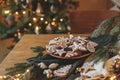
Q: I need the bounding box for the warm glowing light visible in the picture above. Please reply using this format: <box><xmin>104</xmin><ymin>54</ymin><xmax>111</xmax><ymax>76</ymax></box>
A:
<box><xmin>36</xmin><ymin>26</ymin><xmax>39</xmax><ymax>29</ymax></box>
<box><xmin>29</xmin><ymin>23</ymin><xmax>32</xmax><ymax>26</ymax></box>
<box><xmin>4</xmin><ymin>10</ymin><xmax>10</xmax><ymax>14</ymax></box>
<box><xmin>22</xmin><ymin>11</ymin><xmax>26</xmax><ymax>15</ymax></box>
<box><xmin>18</xmin><ymin>32</ymin><xmax>22</xmax><ymax>39</ymax></box>
<box><xmin>51</xmin><ymin>22</ymin><xmax>55</xmax><ymax>26</ymax></box>
<box><xmin>0</xmin><ymin>76</ymin><xmax>3</xmax><ymax>79</ymax></box>
<box><xmin>18</xmin><ymin>32</ymin><xmax>21</xmax><ymax>36</ymax></box>
<box><xmin>15</xmin><ymin>78</ymin><xmax>20</xmax><ymax>80</ymax></box>
<box><xmin>15</xmin><ymin>11</ymin><xmax>19</xmax><ymax>15</ymax></box>
<box><xmin>60</xmin><ymin>18</ymin><xmax>63</xmax><ymax>22</ymax></box>
<box><xmin>45</xmin><ymin>21</ymin><xmax>48</xmax><ymax>24</ymax></box>
<box><xmin>44</xmin><ymin>0</ymin><xmax>47</xmax><ymax>2</ymax></box>
<box><xmin>35</xmin><ymin>27</ymin><xmax>39</xmax><ymax>34</ymax></box>
<box><xmin>33</xmin><ymin>17</ymin><xmax>37</xmax><ymax>21</ymax></box>
<box><xmin>53</xmin><ymin>18</ymin><xmax>56</xmax><ymax>21</ymax></box>
<box><xmin>3</xmin><ymin>76</ymin><xmax>7</xmax><ymax>78</ymax></box>
<box><xmin>58</xmin><ymin>26</ymin><xmax>62</xmax><ymax>30</ymax></box>
<box><xmin>16</xmin><ymin>74</ymin><xmax>21</xmax><ymax>77</ymax></box>
<box><xmin>35</xmin><ymin>26</ymin><xmax>41</xmax><ymax>35</ymax></box>
<box><xmin>110</xmin><ymin>76</ymin><xmax>116</xmax><ymax>80</ymax></box>
<box><xmin>40</xmin><ymin>17</ymin><xmax>44</xmax><ymax>21</ymax></box>
<box><xmin>26</xmin><ymin>69</ymin><xmax>30</xmax><ymax>72</ymax></box>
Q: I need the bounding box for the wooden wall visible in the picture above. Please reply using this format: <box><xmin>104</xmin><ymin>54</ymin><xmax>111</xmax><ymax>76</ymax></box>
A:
<box><xmin>70</xmin><ymin>0</ymin><xmax>118</xmax><ymax>33</ymax></box>
<box><xmin>75</xmin><ymin>0</ymin><xmax>113</xmax><ymax>11</ymax></box>
<box><xmin>70</xmin><ymin>10</ymin><xmax>118</xmax><ymax>33</ymax></box>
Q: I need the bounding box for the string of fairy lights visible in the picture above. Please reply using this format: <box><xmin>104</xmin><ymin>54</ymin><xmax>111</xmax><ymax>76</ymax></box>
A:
<box><xmin>1</xmin><ymin>58</ymin><xmax>120</xmax><ymax>80</ymax></box>
<box><xmin>0</xmin><ymin>69</ymin><xmax>30</xmax><ymax>80</ymax></box>
<box><xmin>1</xmin><ymin>0</ymin><xmax>120</xmax><ymax>80</ymax></box>
<box><xmin>4</xmin><ymin>10</ymin><xmax>67</xmax><ymax>39</ymax></box>
<box><xmin>1</xmin><ymin>0</ymin><xmax>72</xmax><ymax>40</ymax></box>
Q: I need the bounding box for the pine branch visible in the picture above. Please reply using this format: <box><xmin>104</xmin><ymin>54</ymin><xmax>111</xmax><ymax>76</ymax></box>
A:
<box><xmin>110</xmin><ymin>22</ymin><xmax>120</xmax><ymax>36</ymax></box>
<box><xmin>90</xmin><ymin>15</ymin><xmax>120</xmax><ymax>38</ymax></box>
<box><xmin>86</xmin><ymin>35</ymin><xmax>117</xmax><ymax>63</ymax></box>
<box><xmin>0</xmin><ymin>22</ymin><xmax>7</xmax><ymax>34</ymax></box>
<box><xmin>31</xmin><ymin>46</ymin><xmax>45</xmax><ymax>53</ymax></box>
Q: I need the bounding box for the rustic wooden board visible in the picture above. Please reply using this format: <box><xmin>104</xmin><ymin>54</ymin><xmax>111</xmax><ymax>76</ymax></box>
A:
<box><xmin>0</xmin><ymin>34</ymin><xmax>90</xmax><ymax>75</ymax></box>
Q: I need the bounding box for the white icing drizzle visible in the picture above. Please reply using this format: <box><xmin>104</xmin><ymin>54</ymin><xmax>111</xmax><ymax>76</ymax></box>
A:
<box><xmin>53</xmin><ymin>64</ymin><xmax>72</xmax><ymax>77</ymax></box>
<box><xmin>46</xmin><ymin>35</ymin><xmax>98</xmax><ymax>58</ymax></box>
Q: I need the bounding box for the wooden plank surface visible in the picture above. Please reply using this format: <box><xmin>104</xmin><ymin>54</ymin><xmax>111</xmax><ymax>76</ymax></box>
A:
<box><xmin>0</xmin><ymin>34</ymin><xmax>90</xmax><ymax>75</ymax></box>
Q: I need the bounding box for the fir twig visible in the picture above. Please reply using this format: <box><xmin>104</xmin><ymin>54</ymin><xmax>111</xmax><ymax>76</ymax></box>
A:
<box><xmin>90</xmin><ymin>15</ymin><xmax>120</xmax><ymax>38</ymax></box>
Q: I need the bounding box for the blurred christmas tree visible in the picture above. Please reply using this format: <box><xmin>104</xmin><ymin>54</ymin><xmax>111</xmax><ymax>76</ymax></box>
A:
<box><xmin>0</xmin><ymin>0</ymin><xmax>79</xmax><ymax>42</ymax></box>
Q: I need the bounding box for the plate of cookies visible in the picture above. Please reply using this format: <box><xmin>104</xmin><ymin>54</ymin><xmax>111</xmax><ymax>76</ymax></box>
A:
<box><xmin>46</xmin><ymin>35</ymin><xmax>98</xmax><ymax>59</ymax></box>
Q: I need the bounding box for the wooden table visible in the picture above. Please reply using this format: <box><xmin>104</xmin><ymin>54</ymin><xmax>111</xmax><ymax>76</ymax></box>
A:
<box><xmin>0</xmin><ymin>34</ymin><xmax>90</xmax><ymax>75</ymax></box>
